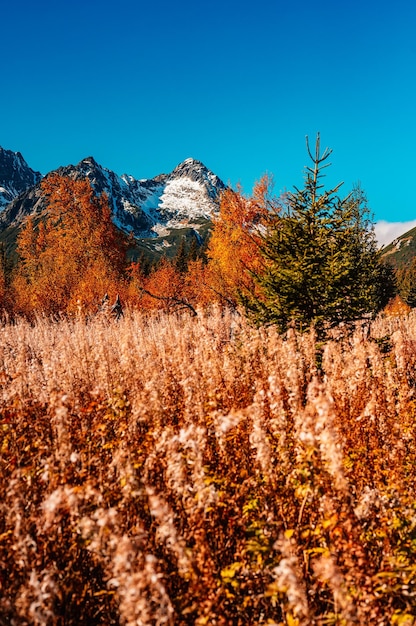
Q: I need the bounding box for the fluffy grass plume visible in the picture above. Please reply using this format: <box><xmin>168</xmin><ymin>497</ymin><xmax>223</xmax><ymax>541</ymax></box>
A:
<box><xmin>1</xmin><ymin>307</ymin><xmax>416</xmax><ymax>624</ymax></box>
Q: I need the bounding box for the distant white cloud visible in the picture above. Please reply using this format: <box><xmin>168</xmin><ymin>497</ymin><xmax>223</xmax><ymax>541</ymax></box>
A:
<box><xmin>374</xmin><ymin>220</ymin><xmax>416</xmax><ymax>248</ymax></box>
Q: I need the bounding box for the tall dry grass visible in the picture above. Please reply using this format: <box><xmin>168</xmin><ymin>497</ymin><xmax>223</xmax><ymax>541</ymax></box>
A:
<box><xmin>0</xmin><ymin>306</ymin><xmax>416</xmax><ymax>625</ymax></box>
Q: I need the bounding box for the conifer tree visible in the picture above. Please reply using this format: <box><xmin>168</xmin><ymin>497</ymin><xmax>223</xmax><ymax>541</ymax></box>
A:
<box><xmin>187</xmin><ymin>235</ymin><xmax>202</xmax><ymax>263</ymax></box>
<box><xmin>243</xmin><ymin>135</ymin><xmax>395</xmax><ymax>335</ymax></box>
<box><xmin>174</xmin><ymin>238</ymin><xmax>189</xmax><ymax>274</ymax></box>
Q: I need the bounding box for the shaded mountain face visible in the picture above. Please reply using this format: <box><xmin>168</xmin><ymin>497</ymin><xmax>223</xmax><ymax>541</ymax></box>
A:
<box><xmin>0</xmin><ymin>148</ymin><xmax>41</xmax><ymax>209</ymax></box>
<box><xmin>0</xmin><ymin>151</ymin><xmax>226</xmax><ymax>256</ymax></box>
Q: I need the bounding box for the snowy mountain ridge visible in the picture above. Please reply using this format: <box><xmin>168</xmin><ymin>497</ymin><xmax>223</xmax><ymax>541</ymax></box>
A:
<box><xmin>0</xmin><ymin>149</ymin><xmax>227</xmax><ymax>255</ymax></box>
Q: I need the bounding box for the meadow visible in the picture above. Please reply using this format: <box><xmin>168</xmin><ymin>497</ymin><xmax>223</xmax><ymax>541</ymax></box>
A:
<box><xmin>0</xmin><ymin>306</ymin><xmax>415</xmax><ymax>625</ymax></box>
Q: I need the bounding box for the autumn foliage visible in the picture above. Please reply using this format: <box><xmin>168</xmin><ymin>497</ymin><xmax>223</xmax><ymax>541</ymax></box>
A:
<box><xmin>11</xmin><ymin>174</ymin><xmax>127</xmax><ymax>316</ymax></box>
<box><xmin>121</xmin><ymin>178</ymin><xmax>273</xmax><ymax>315</ymax></box>
<box><xmin>1</xmin><ymin>308</ymin><xmax>416</xmax><ymax>624</ymax></box>
<box><xmin>3</xmin><ymin>166</ymin><xmax>393</xmax><ymax>326</ymax></box>
<box><xmin>205</xmin><ymin>177</ymin><xmax>271</xmax><ymax>306</ymax></box>
<box><xmin>2</xmin><ymin>173</ymin><xmax>274</xmax><ymax>318</ymax></box>
<box><xmin>0</xmin><ymin>151</ymin><xmax>414</xmax><ymax>625</ymax></box>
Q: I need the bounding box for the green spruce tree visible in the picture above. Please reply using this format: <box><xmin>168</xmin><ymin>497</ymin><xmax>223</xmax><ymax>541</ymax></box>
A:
<box><xmin>174</xmin><ymin>238</ymin><xmax>189</xmax><ymax>274</ymax></box>
<box><xmin>243</xmin><ymin>134</ymin><xmax>395</xmax><ymax>335</ymax></box>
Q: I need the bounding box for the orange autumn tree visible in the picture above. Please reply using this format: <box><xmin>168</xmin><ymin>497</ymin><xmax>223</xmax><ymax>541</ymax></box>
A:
<box><xmin>12</xmin><ymin>174</ymin><xmax>127</xmax><ymax>316</ymax></box>
<box><xmin>206</xmin><ymin>176</ymin><xmax>274</xmax><ymax>306</ymax></box>
<box><xmin>184</xmin><ymin>257</ymin><xmax>214</xmax><ymax>307</ymax></box>
<box><xmin>128</xmin><ymin>256</ymin><xmax>201</xmax><ymax>315</ymax></box>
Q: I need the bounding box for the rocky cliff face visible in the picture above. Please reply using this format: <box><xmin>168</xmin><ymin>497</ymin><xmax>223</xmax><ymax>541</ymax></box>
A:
<box><xmin>0</xmin><ymin>147</ymin><xmax>41</xmax><ymax>209</ymax></box>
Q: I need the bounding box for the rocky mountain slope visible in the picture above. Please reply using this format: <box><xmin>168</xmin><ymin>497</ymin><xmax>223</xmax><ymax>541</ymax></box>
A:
<box><xmin>0</xmin><ymin>148</ymin><xmax>227</xmax><ymax>258</ymax></box>
<box><xmin>0</xmin><ymin>147</ymin><xmax>41</xmax><ymax>209</ymax></box>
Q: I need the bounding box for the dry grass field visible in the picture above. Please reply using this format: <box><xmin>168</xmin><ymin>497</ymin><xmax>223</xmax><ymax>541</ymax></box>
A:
<box><xmin>1</xmin><ymin>307</ymin><xmax>416</xmax><ymax>625</ymax></box>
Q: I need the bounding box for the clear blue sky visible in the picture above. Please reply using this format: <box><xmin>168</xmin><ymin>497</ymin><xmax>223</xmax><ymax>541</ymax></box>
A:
<box><xmin>1</xmin><ymin>0</ymin><xmax>415</xmax><ymax>239</ymax></box>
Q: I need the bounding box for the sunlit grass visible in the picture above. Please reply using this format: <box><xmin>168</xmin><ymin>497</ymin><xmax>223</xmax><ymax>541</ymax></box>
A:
<box><xmin>1</xmin><ymin>307</ymin><xmax>416</xmax><ymax>624</ymax></box>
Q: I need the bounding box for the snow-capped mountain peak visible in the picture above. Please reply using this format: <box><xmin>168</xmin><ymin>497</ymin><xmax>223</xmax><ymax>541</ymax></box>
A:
<box><xmin>169</xmin><ymin>158</ymin><xmax>226</xmax><ymax>198</ymax></box>
<box><xmin>0</xmin><ymin>150</ymin><xmax>227</xmax><ymax>256</ymax></box>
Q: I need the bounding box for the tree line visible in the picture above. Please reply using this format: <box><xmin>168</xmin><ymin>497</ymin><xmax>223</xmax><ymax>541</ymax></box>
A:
<box><xmin>0</xmin><ymin>136</ymin><xmax>399</xmax><ymax>334</ymax></box>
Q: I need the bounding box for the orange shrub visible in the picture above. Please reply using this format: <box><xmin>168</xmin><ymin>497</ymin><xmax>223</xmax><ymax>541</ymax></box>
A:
<box><xmin>383</xmin><ymin>294</ymin><xmax>412</xmax><ymax>316</ymax></box>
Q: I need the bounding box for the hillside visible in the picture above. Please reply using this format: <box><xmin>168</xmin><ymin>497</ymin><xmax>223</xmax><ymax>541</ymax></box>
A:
<box><xmin>381</xmin><ymin>225</ymin><xmax>416</xmax><ymax>268</ymax></box>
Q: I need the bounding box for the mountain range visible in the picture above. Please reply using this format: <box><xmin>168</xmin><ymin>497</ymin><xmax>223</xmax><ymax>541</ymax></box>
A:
<box><xmin>0</xmin><ymin>147</ymin><xmax>227</xmax><ymax>260</ymax></box>
<box><xmin>1</xmin><ymin>146</ymin><xmax>414</xmax><ymax>271</ymax></box>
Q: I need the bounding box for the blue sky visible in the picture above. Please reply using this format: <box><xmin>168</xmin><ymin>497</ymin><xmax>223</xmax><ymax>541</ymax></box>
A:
<box><xmin>1</xmin><ymin>0</ymin><xmax>415</xmax><ymax>244</ymax></box>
